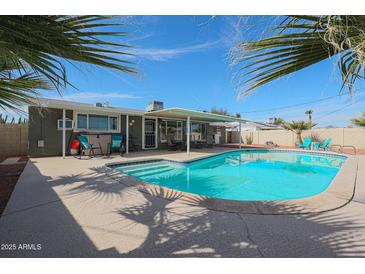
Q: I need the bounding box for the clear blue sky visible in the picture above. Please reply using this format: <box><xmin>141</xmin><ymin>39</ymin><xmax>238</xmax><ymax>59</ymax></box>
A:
<box><xmin>15</xmin><ymin>16</ymin><xmax>365</xmax><ymax>126</ymax></box>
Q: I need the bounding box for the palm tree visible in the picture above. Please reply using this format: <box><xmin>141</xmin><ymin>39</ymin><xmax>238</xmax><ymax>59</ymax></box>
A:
<box><xmin>232</xmin><ymin>16</ymin><xmax>365</xmax><ymax>96</ymax></box>
<box><xmin>273</xmin><ymin>117</ymin><xmax>285</xmax><ymax>126</ymax></box>
<box><xmin>351</xmin><ymin>112</ymin><xmax>365</xmax><ymax>127</ymax></box>
<box><xmin>0</xmin><ymin>16</ymin><xmax>136</xmax><ymax>110</ymax></box>
<box><xmin>281</xmin><ymin>120</ymin><xmax>313</xmax><ymax>144</ymax></box>
<box><xmin>305</xmin><ymin>110</ymin><xmax>313</xmax><ymax>122</ymax></box>
<box><xmin>305</xmin><ymin>110</ymin><xmax>314</xmax><ymax>127</ymax></box>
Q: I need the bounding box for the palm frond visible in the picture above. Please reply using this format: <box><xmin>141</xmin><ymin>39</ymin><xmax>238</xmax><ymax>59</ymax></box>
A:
<box><xmin>0</xmin><ymin>71</ymin><xmax>51</xmax><ymax>110</ymax></box>
<box><xmin>281</xmin><ymin>120</ymin><xmax>313</xmax><ymax>133</ymax></box>
<box><xmin>0</xmin><ymin>16</ymin><xmax>136</xmax><ymax>89</ymax></box>
<box><xmin>351</xmin><ymin>112</ymin><xmax>365</xmax><ymax>127</ymax></box>
<box><xmin>0</xmin><ymin>15</ymin><xmax>136</xmax><ymax>110</ymax></box>
<box><xmin>232</xmin><ymin>15</ymin><xmax>365</xmax><ymax>96</ymax></box>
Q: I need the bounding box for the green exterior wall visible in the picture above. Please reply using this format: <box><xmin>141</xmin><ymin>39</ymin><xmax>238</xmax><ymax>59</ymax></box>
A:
<box><xmin>28</xmin><ymin>106</ymin><xmax>74</xmax><ymax>157</ymax></box>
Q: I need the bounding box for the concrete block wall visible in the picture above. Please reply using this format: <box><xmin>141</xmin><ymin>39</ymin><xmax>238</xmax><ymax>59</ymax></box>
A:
<box><xmin>232</xmin><ymin>128</ymin><xmax>365</xmax><ymax>149</ymax></box>
<box><xmin>0</xmin><ymin>124</ymin><xmax>28</xmax><ymax>157</ymax></box>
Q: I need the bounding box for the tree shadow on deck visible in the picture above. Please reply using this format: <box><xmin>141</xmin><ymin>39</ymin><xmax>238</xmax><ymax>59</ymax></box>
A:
<box><xmin>115</xmin><ymin>189</ymin><xmax>365</xmax><ymax>257</ymax></box>
<box><xmin>2</xmin><ymin>160</ymin><xmax>364</xmax><ymax>257</ymax></box>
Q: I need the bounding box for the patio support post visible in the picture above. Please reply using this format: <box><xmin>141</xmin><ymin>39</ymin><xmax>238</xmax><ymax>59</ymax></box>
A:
<box><xmin>239</xmin><ymin>121</ymin><xmax>242</xmax><ymax>149</ymax></box>
<box><xmin>126</xmin><ymin>115</ymin><xmax>129</xmax><ymax>154</ymax></box>
<box><xmin>62</xmin><ymin>108</ymin><xmax>66</xmax><ymax>158</ymax></box>
<box><xmin>187</xmin><ymin>115</ymin><xmax>190</xmax><ymax>155</ymax></box>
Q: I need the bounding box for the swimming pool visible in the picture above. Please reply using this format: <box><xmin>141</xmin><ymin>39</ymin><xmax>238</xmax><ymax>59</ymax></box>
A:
<box><xmin>113</xmin><ymin>150</ymin><xmax>346</xmax><ymax>201</ymax></box>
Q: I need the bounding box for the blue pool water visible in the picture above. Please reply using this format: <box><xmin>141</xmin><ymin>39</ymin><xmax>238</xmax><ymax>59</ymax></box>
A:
<box><xmin>114</xmin><ymin>150</ymin><xmax>346</xmax><ymax>201</ymax></box>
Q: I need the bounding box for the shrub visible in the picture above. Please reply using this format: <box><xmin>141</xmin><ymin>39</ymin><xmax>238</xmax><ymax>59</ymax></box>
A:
<box><xmin>245</xmin><ymin>132</ymin><xmax>253</xmax><ymax>145</ymax></box>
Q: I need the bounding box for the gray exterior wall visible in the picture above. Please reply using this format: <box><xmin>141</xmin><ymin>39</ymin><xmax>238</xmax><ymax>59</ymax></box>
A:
<box><xmin>129</xmin><ymin>116</ymin><xmax>143</xmax><ymax>150</ymax></box>
<box><xmin>28</xmin><ymin>107</ymin><xmax>227</xmax><ymax>157</ymax></box>
<box><xmin>28</xmin><ymin>106</ymin><xmax>74</xmax><ymax>157</ymax></box>
<box><xmin>120</xmin><ymin>115</ymin><xmax>142</xmax><ymax>149</ymax></box>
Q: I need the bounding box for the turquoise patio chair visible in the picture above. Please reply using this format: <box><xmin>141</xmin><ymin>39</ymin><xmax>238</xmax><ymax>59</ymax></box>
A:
<box><xmin>297</xmin><ymin>137</ymin><xmax>312</xmax><ymax>150</ymax></box>
<box><xmin>78</xmin><ymin>135</ymin><xmax>96</xmax><ymax>158</ymax></box>
<box><xmin>109</xmin><ymin>134</ymin><xmax>125</xmax><ymax>156</ymax></box>
<box><xmin>319</xmin><ymin>138</ymin><xmax>332</xmax><ymax>151</ymax></box>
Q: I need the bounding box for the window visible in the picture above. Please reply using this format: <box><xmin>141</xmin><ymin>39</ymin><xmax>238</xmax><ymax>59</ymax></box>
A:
<box><xmin>191</xmin><ymin>123</ymin><xmax>207</xmax><ymax>141</ymax></box>
<box><xmin>176</xmin><ymin>121</ymin><xmax>183</xmax><ymax>141</ymax></box>
<box><xmin>167</xmin><ymin>120</ymin><xmax>177</xmax><ymax>139</ymax></box>
<box><xmin>216</xmin><ymin>126</ymin><xmax>222</xmax><ymax>135</ymax></box>
<box><xmin>57</xmin><ymin>119</ymin><xmax>73</xmax><ymax>130</ymax></box>
<box><xmin>77</xmin><ymin>114</ymin><xmax>87</xmax><ymax>129</ymax></box>
<box><xmin>89</xmin><ymin>115</ymin><xmax>108</xmax><ymax>130</ymax></box>
<box><xmin>109</xmin><ymin>116</ymin><xmax>117</xmax><ymax>130</ymax></box>
<box><xmin>159</xmin><ymin>120</ymin><xmax>167</xmax><ymax>142</ymax></box>
<box><xmin>76</xmin><ymin>114</ymin><xmax>119</xmax><ymax>132</ymax></box>
<box><xmin>159</xmin><ymin>120</ymin><xmax>183</xmax><ymax>142</ymax></box>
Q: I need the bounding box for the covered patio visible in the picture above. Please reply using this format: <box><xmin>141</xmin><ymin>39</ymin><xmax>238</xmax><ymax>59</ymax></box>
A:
<box><xmin>145</xmin><ymin>108</ymin><xmax>247</xmax><ymax>155</ymax></box>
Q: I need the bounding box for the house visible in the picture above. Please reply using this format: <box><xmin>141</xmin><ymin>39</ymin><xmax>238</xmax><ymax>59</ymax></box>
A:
<box><xmin>28</xmin><ymin>98</ymin><xmax>246</xmax><ymax>157</ymax></box>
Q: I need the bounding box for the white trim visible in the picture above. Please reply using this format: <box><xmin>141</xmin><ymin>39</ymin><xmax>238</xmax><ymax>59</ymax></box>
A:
<box><xmin>187</xmin><ymin>116</ymin><xmax>190</xmax><ymax>155</ymax></box>
<box><xmin>142</xmin><ymin>116</ymin><xmax>145</xmax><ymax>149</ymax></box>
<box><xmin>86</xmin><ymin>113</ymin><xmax>89</xmax><ymax>130</ymax></box>
<box><xmin>73</xmin><ymin>111</ymin><xmax>120</xmax><ymax>133</ymax></box>
<box><xmin>147</xmin><ymin>115</ymin><xmax>227</xmax><ymax>124</ymax></box>
<box><xmin>146</xmin><ymin>107</ymin><xmax>246</xmax><ymax>122</ymax></box>
<box><xmin>143</xmin><ymin>117</ymin><xmax>158</xmax><ymax>149</ymax></box>
<box><xmin>176</xmin><ymin>121</ymin><xmax>183</xmax><ymax>141</ymax></box>
<box><xmin>126</xmin><ymin>115</ymin><xmax>129</xmax><ymax>154</ymax></box>
<box><xmin>159</xmin><ymin>120</ymin><xmax>167</xmax><ymax>143</ymax></box>
<box><xmin>57</xmin><ymin>118</ymin><xmax>73</xmax><ymax>130</ymax></box>
<box><xmin>239</xmin><ymin>122</ymin><xmax>242</xmax><ymax>149</ymax></box>
<box><xmin>155</xmin><ymin>117</ymin><xmax>158</xmax><ymax>149</ymax></box>
<box><xmin>62</xmin><ymin>108</ymin><xmax>66</xmax><ymax>158</ymax></box>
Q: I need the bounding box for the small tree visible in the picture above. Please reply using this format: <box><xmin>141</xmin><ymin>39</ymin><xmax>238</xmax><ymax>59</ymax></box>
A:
<box><xmin>245</xmin><ymin>132</ymin><xmax>253</xmax><ymax>145</ymax></box>
<box><xmin>0</xmin><ymin>114</ymin><xmax>8</xmax><ymax>124</ymax></box>
<box><xmin>351</xmin><ymin>112</ymin><xmax>365</xmax><ymax>127</ymax></box>
<box><xmin>281</xmin><ymin>120</ymin><xmax>313</xmax><ymax>144</ymax></box>
<box><xmin>211</xmin><ymin>107</ymin><xmax>228</xmax><ymax>116</ymax></box>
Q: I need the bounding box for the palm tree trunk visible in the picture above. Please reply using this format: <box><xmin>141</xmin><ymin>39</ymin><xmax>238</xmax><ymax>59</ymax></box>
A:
<box><xmin>296</xmin><ymin>133</ymin><xmax>302</xmax><ymax>144</ymax></box>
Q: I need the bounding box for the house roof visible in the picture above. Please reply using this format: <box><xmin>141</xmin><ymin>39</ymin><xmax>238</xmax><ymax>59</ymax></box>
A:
<box><xmin>145</xmin><ymin>108</ymin><xmax>247</xmax><ymax>122</ymax></box>
<box><xmin>31</xmin><ymin>98</ymin><xmax>145</xmax><ymax>116</ymax></box>
<box><xmin>31</xmin><ymin>98</ymin><xmax>247</xmax><ymax>123</ymax></box>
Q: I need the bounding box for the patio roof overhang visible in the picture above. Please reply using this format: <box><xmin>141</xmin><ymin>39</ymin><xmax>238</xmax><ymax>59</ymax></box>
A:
<box><xmin>145</xmin><ymin>108</ymin><xmax>246</xmax><ymax>155</ymax></box>
<box><xmin>145</xmin><ymin>108</ymin><xmax>247</xmax><ymax>123</ymax></box>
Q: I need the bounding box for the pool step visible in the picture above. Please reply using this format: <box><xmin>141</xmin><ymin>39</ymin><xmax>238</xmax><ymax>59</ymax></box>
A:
<box><xmin>120</xmin><ymin>163</ymin><xmax>170</xmax><ymax>173</ymax></box>
<box><xmin>123</xmin><ymin>165</ymin><xmax>175</xmax><ymax>177</ymax></box>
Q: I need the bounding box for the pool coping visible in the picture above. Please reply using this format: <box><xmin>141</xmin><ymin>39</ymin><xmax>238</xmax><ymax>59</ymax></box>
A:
<box><xmin>104</xmin><ymin>148</ymin><xmax>358</xmax><ymax>215</ymax></box>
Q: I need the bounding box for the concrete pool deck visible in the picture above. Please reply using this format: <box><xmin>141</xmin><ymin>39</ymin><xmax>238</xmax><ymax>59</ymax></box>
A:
<box><xmin>1</xmin><ymin>147</ymin><xmax>365</xmax><ymax>257</ymax></box>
